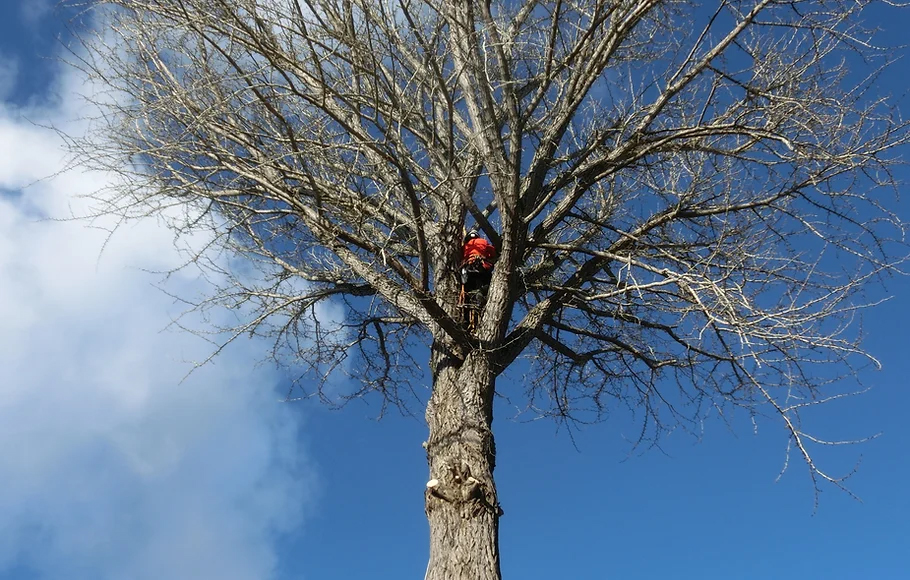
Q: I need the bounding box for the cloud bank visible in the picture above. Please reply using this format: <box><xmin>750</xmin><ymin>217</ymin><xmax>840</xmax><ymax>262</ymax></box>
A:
<box><xmin>0</xmin><ymin>43</ymin><xmax>311</xmax><ymax>580</ymax></box>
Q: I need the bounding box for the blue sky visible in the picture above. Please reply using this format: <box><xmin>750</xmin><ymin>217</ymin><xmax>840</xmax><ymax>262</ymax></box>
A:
<box><xmin>1</xmin><ymin>1</ymin><xmax>909</xmax><ymax>579</ymax></box>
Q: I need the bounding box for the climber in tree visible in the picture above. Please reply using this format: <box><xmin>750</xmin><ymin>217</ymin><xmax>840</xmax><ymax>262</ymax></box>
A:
<box><xmin>459</xmin><ymin>229</ymin><xmax>496</xmax><ymax>330</ymax></box>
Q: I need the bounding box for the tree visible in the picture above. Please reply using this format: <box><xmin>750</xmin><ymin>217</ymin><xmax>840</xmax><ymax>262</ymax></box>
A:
<box><xmin>69</xmin><ymin>0</ymin><xmax>905</xmax><ymax>577</ymax></box>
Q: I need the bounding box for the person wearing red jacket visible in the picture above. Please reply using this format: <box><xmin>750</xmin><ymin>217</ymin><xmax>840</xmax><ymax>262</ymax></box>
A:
<box><xmin>460</xmin><ymin>230</ymin><xmax>496</xmax><ymax>328</ymax></box>
<box><xmin>463</xmin><ymin>230</ymin><xmax>496</xmax><ymax>268</ymax></box>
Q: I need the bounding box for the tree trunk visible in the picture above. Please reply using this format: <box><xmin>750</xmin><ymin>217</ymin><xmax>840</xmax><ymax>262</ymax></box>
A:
<box><xmin>424</xmin><ymin>346</ymin><xmax>501</xmax><ymax>580</ymax></box>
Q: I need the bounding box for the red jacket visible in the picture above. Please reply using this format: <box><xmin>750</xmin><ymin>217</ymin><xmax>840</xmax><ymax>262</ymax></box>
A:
<box><xmin>462</xmin><ymin>238</ymin><xmax>496</xmax><ymax>268</ymax></box>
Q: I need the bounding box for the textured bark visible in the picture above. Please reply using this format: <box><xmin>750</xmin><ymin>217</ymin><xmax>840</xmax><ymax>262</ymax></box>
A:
<box><xmin>424</xmin><ymin>346</ymin><xmax>501</xmax><ymax>580</ymax></box>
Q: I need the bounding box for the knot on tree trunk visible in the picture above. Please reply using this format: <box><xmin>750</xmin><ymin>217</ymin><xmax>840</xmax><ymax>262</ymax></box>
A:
<box><xmin>425</xmin><ymin>461</ymin><xmax>503</xmax><ymax>517</ymax></box>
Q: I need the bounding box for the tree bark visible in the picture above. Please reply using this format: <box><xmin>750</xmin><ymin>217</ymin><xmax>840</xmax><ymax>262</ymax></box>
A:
<box><xmin>424</xmin><ymin>345</ymin><xmax>501</xmax><ymax>580</ymax></box>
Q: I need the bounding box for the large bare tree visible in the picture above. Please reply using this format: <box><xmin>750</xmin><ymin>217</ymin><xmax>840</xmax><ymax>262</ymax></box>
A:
<box><xmin>69</xmin><ymin>0</ymin><xmax>905</xmax><ymax>577</ymax></box>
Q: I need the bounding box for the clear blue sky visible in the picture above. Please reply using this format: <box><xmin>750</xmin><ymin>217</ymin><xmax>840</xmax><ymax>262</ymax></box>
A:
<box><xmin>1</xmin><ymin>2</ymin><xmax>908</xmax><ymax>579</ymax></box>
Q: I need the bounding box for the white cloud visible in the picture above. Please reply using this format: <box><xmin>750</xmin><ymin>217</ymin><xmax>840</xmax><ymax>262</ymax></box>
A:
<box><xmin>0</xmin><ymin>37</ymin><xmax>313</xmax><ymax>580</ymax></box>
